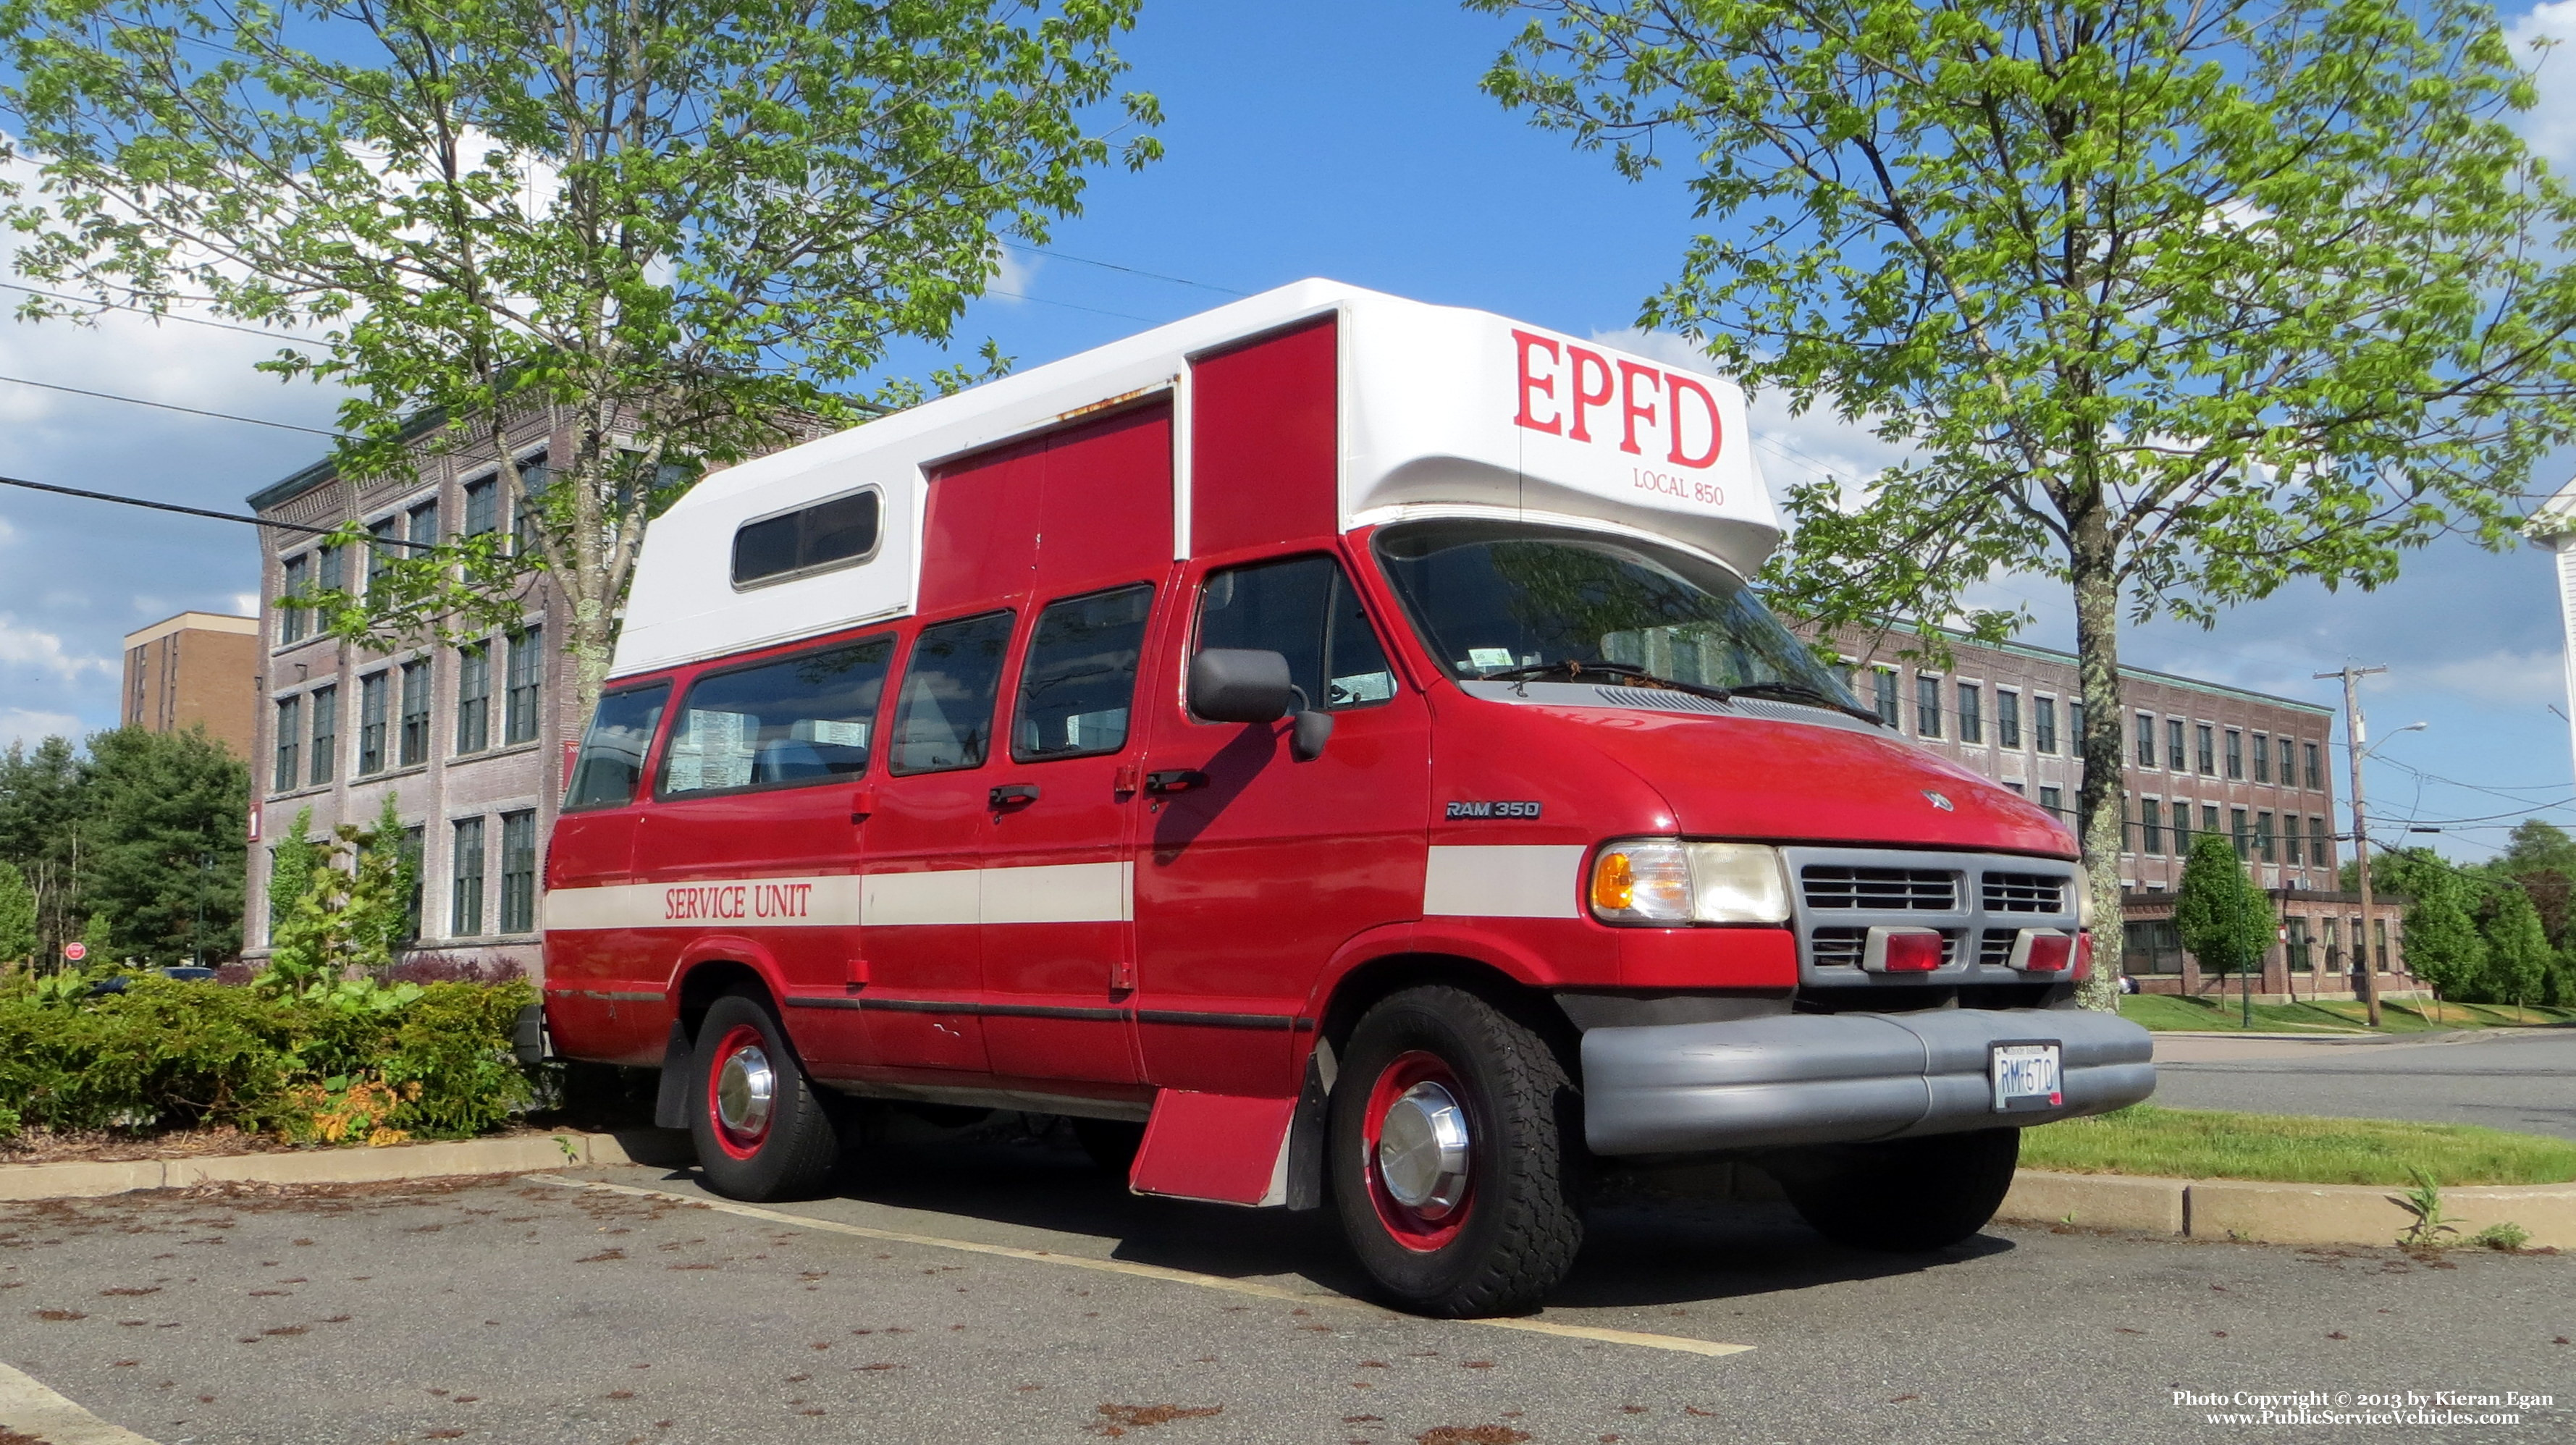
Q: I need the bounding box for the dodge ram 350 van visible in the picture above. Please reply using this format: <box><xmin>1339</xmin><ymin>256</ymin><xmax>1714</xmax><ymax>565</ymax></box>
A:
<box><xmin>542</xmin><ymin>279</ymin><xmax>2155</xmax><ymax>1316</ymax></box>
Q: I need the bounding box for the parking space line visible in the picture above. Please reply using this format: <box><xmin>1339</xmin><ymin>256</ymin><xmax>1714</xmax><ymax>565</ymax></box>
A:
<box><xmin>0</xmin><ymin>1359</ymin><xmax>164</xmax><ymax>1445</ymax></box>
<box><xmin>528</xmin><ymin>1174</ymin><xmax>1754</xmax><ymax>1359</ymax></box>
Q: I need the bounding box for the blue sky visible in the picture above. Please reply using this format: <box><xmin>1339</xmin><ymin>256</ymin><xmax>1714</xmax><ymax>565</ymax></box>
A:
<box><xmin>1</xmin><ymin>0</ymin><xmax>2573</xmax><ymax>859</ymax></box>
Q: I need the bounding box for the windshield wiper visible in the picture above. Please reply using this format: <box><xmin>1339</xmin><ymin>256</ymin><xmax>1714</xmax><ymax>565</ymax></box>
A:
<box><xmin>1478</xmin><ymin>659</ymin><xmax>1738</xmax><ymax>705</ymax></box>
<box><xmin>1725</xmin><ymin>681</ymin><xmax>1887</xmax><ymax>725</ymax></box>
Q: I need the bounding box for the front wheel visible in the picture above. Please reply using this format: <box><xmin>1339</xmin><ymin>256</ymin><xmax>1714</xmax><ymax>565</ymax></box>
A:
<box><xmin>688</xmin><ymin>993</ymin><xmax>843</xmax><ymax>1201</ymax></box>
<box><xmin>1773</xmin><ymin>1127</ymin><xmax>2021</xmax><ymax>1252</ymax></box>
<box><xmin>1329</xmin><ymin>986</ymin><xmax>1583</xmax><ymax>1317</ymax></box>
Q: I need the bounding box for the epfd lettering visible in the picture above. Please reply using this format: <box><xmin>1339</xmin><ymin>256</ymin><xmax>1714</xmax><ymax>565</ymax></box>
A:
<box><xmin>1511</xmin><ymin>330</ymin><xmax>1723</xmax><ymax>471</ymax></box>
<box><xmin>662</xmin><ymin>882</ymin><xmax>813</xmax><ymax>921</ymax></box>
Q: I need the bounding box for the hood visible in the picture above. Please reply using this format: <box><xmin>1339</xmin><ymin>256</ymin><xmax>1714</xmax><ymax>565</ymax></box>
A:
<box><xmin>1507</xmin><ymin>702</ymin><xmax>2074</xmax><ymax>856</ymax></box>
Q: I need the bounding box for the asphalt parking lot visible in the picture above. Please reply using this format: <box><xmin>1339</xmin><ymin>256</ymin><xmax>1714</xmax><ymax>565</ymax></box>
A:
<box><xmin>2150</xmin><ymin>1029</ymin><xmax>2576</xmax><ymax>1141</ymax></box>
<box><xmin>4</xmin><ymin>1132</ymin><xmax>2569</xmax><ymax>1445</ymax></box>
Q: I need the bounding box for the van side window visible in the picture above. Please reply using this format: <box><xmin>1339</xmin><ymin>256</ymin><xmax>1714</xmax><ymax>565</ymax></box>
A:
<box><xmin>564</xmin><ymin>683</ymin><xmax>670</xmax><ymax>809</ymax></box>
<box><xmin>1013</xmin><ymin>585</ymin><xmax>1152</xmax><ymax>762</ymax></box>
<box><xmin>660</xmin><ymin>638</ymin><xmax>893</xmax><ymax>797</ymax></box>
<box><xmin>731</xmin><ymin>487</ymin><xmax>882</xmax><ymax>588</ymax></box>
<box><xmin>890</xmin><ymin>611</ymin><xmax>1014</xmax><ymax>774</ymax></box>
<box><xmin>1197</xmin><ymin>556</ymin><xmax>1396</xmax><ymax>712</ymax></box>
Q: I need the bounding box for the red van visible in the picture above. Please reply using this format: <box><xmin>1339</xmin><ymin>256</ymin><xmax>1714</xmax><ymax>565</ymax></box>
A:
<box><xmin>542</xmin><ymin>280</ymin><xmax>2153</xmax><ymax>1316</ymax></box>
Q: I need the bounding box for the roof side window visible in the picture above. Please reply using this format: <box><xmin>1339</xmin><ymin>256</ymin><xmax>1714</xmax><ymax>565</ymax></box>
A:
<box><xmin>732</xmin><ymin>487</ymin><xmax>882</xmax><ymax>588</ymax></box>
<box><xmin>660</xmin><ymin>638</ymin><xmax>893</xmax><ymax>798</ymax></box>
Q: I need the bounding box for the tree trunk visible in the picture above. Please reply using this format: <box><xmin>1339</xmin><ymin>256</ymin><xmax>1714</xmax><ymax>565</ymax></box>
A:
<box><xmin>2070</xmin><ymin>499</ymin><xmax>2129</xmax><ymax>1012</ymax></box>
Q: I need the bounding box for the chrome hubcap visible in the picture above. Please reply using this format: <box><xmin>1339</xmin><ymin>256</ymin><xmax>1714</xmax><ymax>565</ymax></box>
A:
<box><xmin>716</xmin><ymin>1045</ymin><xmax>775</xmax><ymax>1138</ymax></box>
<box><xmin>1376</xmin><ymin>1081</ymin><xmax>1470</xmax><ymax>1217</ymax></box>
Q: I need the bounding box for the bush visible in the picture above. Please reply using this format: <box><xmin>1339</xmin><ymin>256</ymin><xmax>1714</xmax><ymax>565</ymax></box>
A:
<box><xmin>0</xmin><ymin>969</ymin><xmax>536</xmax><ymax>1144</ymax></box>
<box><xmin>389</xmin><ymin>951</ymin><xmax>527</xmax><ymax>985</ymax></box>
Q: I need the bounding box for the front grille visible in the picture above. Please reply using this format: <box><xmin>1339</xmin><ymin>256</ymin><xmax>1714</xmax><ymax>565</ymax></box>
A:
<box><xmin>1980</xmin><ymin>872</ymin><xmax>2065</xmax><ymax>913</ymax></box>
<box><xmin>1808</xmin><ymin>926</ymin><xmax>1961</xmax><ymax>969</ymax></box>
<box><xmin>1978</xmin><ymin>929</ymin><xmax>2018</xmax><ymax>967</ymax></box>
<box><xmin>1801</xmin><ymin>865</ymin><xmax>1957</xmax><ymax>911</ymax></box>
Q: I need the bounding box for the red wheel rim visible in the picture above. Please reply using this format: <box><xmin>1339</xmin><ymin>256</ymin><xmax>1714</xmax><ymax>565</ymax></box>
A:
<box><xmin>704</xmin><ymin>1023</ymin><xmax>775</xmax><ymax>1160</ymax></box>
<box><xmin>1360</xmin><ymin>1050</ymin><xmax>1475</xmax><ymax>1252</ymax></box>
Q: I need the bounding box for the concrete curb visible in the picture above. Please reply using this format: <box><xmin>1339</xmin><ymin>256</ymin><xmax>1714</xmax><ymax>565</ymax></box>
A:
<box><xmin>0</xmin><ymin>1130</ymin><xmax>682</xmax><ymax>1202</ymax></box>
<box><xmin>1998</xmin><ymin>1170</ymin><xmax>2576</xmax><ymax>1248</ymax></box>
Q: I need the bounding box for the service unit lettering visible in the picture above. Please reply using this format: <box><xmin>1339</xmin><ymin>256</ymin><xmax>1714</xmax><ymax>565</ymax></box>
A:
<box><xmin>663</xmin><ymin>882</ymin><xmax>815</xmax><ymax>922</ymax></box>
<box><xmin>1510</xmin><ymin>329</ymin><xmax>1723</xmax><ymax>470</ymax></box>
<box><xmin>1447</xmin><ymin>800</ymin><xmax>1542</xmax><ymax>820</ymax></box>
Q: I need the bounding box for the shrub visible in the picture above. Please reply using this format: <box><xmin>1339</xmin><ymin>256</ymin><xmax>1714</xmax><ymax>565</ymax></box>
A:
<box><xmin>0</xmin><ymin>970</ymin><xmax>535</xmax><ymax>1144</ymax></box>
<box><xmin>389</xmin><ymin>951</ymin><xmax>527</xmax><ymax>985</ymax></box>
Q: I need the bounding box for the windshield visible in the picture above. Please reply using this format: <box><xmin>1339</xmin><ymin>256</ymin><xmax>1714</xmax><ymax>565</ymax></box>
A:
<box><xmin>1372</xmin><ymin>518</ymin><xmax>1859</xmax><ymax>706</ymax></box>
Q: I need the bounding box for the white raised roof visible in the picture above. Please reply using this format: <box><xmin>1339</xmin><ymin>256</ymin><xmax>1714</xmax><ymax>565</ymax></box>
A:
<box><xmin>610</xmin><ymin>279</ymin><xmax>1777</xmax><ymax>680</ymax></box>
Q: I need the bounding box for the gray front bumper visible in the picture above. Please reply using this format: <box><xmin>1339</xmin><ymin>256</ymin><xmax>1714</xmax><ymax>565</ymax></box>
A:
<box><xmin>1580</xmin><ymin>1007</ymin><xmax>2155</xmax><ymax>1156</ymax></box>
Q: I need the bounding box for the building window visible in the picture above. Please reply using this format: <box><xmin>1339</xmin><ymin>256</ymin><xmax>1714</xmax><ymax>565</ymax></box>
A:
<box><xmin>455</xmin><ymin>642</ymin><xmax>490</xmax><ymax>754</ymax></box>
<box><xmin>511</xmin><ymin>452</ymin><xmax>550</xmax><ymax>555</ymax></box>
<box><xmin>1914</xmin><ymin>673</ymin><xmax>1942</xmax><ymax>738</ymax></box>
<box><xmin>2038</xmin><ymin>785</ymin><xmax>2063</xmax><ymax>821</ymax></box>
<box><xmin>2304</xmin><ymin>741</ymin><xmax>2321</xmax><ymax>791</ymax></box>
<box><xmin>2285</xmin><ymin>815</ymin><xmax>2303</xmax><ymax>865</ymax></box>
<box><xmin>2374</xmin><ymin>918</ymin><xmax>2391</xmax><ymax>973</ymax></box>
<box><xmin>407</xmin><ymin>497</ymin><xmax>439</xmax><ymax>552</ymax></box>
<box><xmin>2196</xmin><ymin>723</ymin><xmax>2215</xmax><ymax>775</ymax></box>
<box><xmin>279</xmin><ymin>554</ymin><xmax>309</xmax><ymax>644</ymax></box>
<box><xmin>2276</xmin><ymin>736</ymin><xmax>2295</xmax><ymax>788</ymax></box>
<box><xmin>1958</xmin><ymin>683</ymin><xmax>1982</xmax><ymax>743</ymax></box>
<box><xmin>272</xmin><ymin>696</ymin><xmax>300</xmax><ymax>793</ymax></box>
<box><xmin>2070</xmin><ymin>702</ymin><xmax>2086</xmax><ymax>752</ymax></box>
<box><xmin>499</xmin><ymin>811</ymin><xmax>538</xmax><ymax>934</ymax></box>
<box><xmin>450</xmin><ymin>817</ymin><xmax>486</xmax><ymax>938</ymax></box>
<box><xmin>2171</xmin><ymin>799</ymin><xmax>2192</xmax><ymax>854</ymax></box>
<box><xmin>2123</xmin><ymin>919</ymin><xmax>2185</xmax><ymax>974</ymax></box>
<box><xmin>2257</xmin><ymin>809</ymin><xmax>2276</xmax><ymax>862</ymax></box>
<box><xmin>2200</xmin><ymin>803</ymin><xmax>2220</xmax><ymax>843</ymax></box>
<box><xmin>504</xmin><ymin>625</ymin><xmax>544</xmax><ymax>745</ymax></box>
<box><xmin>398</xmin><ymin>660</ymin><xmax>431</xmax><ymax>768</ymax></box>
<box><xmin>366</xmin><ymin>515</ymin><xmax>399</xmax><ymax>591</ymax></box>
<box><xmin>2034</xmin><ymin>696</ymin><xmax>2057</xmax><ymax>754</ymax></box>
<box><xmin>308</xmin><ymin>684</ymin><xmax>337</xmax><ymax>785</ymax></box>
<box><xmin>2134</xmin><ymin>712</ymin><xmax>2156</xmax><ymax>767</ymax></box>
<box><xmin>1995</xmin><ymin>689</ymin><xmax>2021</xmax><ymax>749</ymax></box>
<box><xmin>2252</xmin><ymin>732</ymin><xmax>2271</xmax><ymax>783</ymax></box>
<box><xmin>463</xmin><ymin>476</ymin><xmax>498</xmax><ymax>538</ymax></box>
<box><xmin>358</xmin><ymin>671</ymin><xmax>389</xmax><ymax>776</ymax></box>
<box><xmin>2167</xmin><ymin>718</ymin><xmax>2186</xmax><ymax>772</ymax></box>
<box><xmin>2225</xmin><ymin>728</ymin><xmax>2244</xmax><ymax>780</ymax></box>
<box><xmin>1874</xmin><ymin>668</ymin><xmax>1900</xmax><ymax>728</ymax></box>
<box><xmin>2230</xmin><ymin>806</ymin><xmax>2249</xmax><ymax>859</ymax></box>
<box><xmin>2312</xmin><ymin>816</ymin><xmax>2331</xmax><ymax>869</ymax></box>
<box><xmin>2141</xmin><ymin>799</ymin><xmax>2163</xmax><ymax>854</ymax></box>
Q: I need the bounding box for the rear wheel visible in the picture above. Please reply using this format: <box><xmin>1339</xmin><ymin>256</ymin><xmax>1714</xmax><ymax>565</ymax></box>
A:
<box><xmin>688</xmin><ymin>993</ymin><xmax>843</xmax><ymax>1201</ymax></box>
<box><xmin>1774</xmin><ymin>1128</ymin><xmax>2021</xmax><ymax>1252</ymax></box>
<box><xmin>1329</xmin><ymin>986</ymin><xmax>1583</xmax><ymax>1317</ymax></box>
<box><xmin>1071</xmin><ymin>1118</ymin><xmax>1146</xmax><ymax>1178</ymax></box>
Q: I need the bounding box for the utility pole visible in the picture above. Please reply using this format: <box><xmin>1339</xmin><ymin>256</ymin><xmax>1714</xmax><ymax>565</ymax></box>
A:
<box><xmin>2316</xmin><ymin>665</ymin><xmax>2388</xmax><ymax>1027</ymax></box>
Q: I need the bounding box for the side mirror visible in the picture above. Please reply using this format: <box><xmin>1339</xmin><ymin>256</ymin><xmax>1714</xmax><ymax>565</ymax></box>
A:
<box><xmin>1189</xmin><ymin>649</ymin><xmax>1296</xmax><ymax>723</ymax></box>
<box><xmin>1290</xmin><ymin>707</ymin><xmax>1334</xmax><ymax>763</ymax></box>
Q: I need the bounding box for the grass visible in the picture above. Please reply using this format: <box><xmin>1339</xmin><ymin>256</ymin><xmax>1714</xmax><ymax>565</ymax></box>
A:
<box><xmin>2117</xmin><ymin>992</ymin><xmax>2575</xmax><ymax>1034</ymax></box>
<box><xmin>2020</xmin><ymin>1104</ymin><xmax>2576</xmax><ymax>1186</ymax></box>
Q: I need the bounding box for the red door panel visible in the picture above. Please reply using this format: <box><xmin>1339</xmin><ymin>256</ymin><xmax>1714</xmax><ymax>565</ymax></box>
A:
<box><xmin>1191</xmin><ymin>316</ymin><xmax>1338</xmax><ymax>555</ymax></box>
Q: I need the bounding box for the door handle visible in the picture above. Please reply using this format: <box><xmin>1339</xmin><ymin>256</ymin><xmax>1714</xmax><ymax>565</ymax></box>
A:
<box><xmin>989</xmin><ymin>783</ymin><xmax>1041</xmax><ymax>807</ymax></box>
<box><xmin>1145</xmin><ymin>769</ymin><xmax>1207</xmax><ymax>794</ymax></box>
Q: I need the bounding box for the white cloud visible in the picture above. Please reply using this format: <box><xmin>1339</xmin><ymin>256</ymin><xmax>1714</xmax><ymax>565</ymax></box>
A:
<box><xmin>0</xmin><ymin>612</ymin><xmax>114</xmax><ymax>678</ymax></box>
<box><xmin>2410</xmin><ymin>647</ymin><xmax>2567</xmax><ymax>707</ymax></box>
<box><xmin>0</xmin><ymin>706</ymin><xmax>80</xmax><ymax>747</ymax></box>
<box><xmin>232</xmin><ymin>591</ymin><xmax>259</xmax><ymax>615</ymax></box>
<box><xmin>2509</xmin><ymin>1</ymin><xmax>2576</xmax><ymax>172</ymax></box>
<box><xmin>989</xmin><ymin>244</ymin><xmax>1043</xmax><ymax>303</ymax></box>
<box><xmin>0</xmin><ymin>513</ymin><xmax>15</xmax><ymax>546</ymax></box>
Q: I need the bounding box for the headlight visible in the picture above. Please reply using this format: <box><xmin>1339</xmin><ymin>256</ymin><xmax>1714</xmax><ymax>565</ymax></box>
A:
<box><xmin>1589</xmin><ymin>839</ymin><xmax>1790</xmax><ymax>925</ymax></box>
<box><xmin>2074</xmin><ymin>863</ymin><xmax>2094</xmax><ymax>928</ymax></box>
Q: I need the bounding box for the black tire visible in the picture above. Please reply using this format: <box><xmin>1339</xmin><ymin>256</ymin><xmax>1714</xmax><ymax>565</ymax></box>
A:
<box><xmin>1329</xmin><ymin>985</ymin><xmax>1583</xmax><ymax>1317</ymax></box>
<box><xmin>687</xmin><ymin>992</ymin><xmax>843</xmax><ymax>1201</ymax></box>
<box><xmin>1071</xmin><ymin>1117</ymin><xmax>1145</xmax><ymax>1178</ymax></box>
<box><xmin>1774</xmin><ymin>1127</ymin><xmax>2021</xmax><ymax>1252</ymax></box>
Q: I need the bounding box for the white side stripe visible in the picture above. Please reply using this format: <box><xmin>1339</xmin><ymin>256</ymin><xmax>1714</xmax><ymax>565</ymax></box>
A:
<box><xmin>546</xmin><ymin>862</ymin><xmax>1132</xmax><ymax>932</ymax></box>
<box><xmin>1422</xmin><ymin>845</ymin><xmax>1586</xmax><ymax>919</ymax></box>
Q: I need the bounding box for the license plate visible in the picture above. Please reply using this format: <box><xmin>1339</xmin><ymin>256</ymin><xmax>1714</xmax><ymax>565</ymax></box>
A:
<box><xmin>1990</xmin><ymin>1042</ymin><xmax>2063</xmax><ymax>1112</ymax></box>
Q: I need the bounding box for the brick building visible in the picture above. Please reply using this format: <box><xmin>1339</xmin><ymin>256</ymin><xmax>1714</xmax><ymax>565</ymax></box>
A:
<box><xmin>121</xmin><ymin>611</ymin><xmax>260</xmax><ymax>758</ymax></box>
<box><xmin>1816</xmin><ymin>625</ymin><xmax>2415</xmax><ymax>1000</ymax></box>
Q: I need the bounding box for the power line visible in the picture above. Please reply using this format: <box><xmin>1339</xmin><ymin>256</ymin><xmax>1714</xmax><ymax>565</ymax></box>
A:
<box><xmin>999</xmin><ymin>242</ymin><xmax>1248</xmax><ymax>297</ymax></box>
<box><xmin>0</xmin><ymin>474</ymin><xmax>434</xmax><ymax>549</ymax></box>
<box><xmin>0</xmin><ymin>281</ymin><xmax>316</xmax><ymax>342</ymax></box>
<box><xmin>980</xmin><ymin>287</ymin><xmax>1166</xmax><ymax>324</ymax></box>
<box><xmin>0</xmin><ymin>372</ymin><xmax>347</xmax><ymax>437</ymax></box>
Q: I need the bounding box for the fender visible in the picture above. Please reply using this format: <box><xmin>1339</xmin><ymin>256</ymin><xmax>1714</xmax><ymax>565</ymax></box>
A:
<box><xmin>663</xmin><ymin>932</ymin><xmax>791</xmax><ymax>1007</ymax></box>
<box><xmin>1303</xmin><ymin>919</ymin><xmax>1570</xmax><ymax>1023</ymax></box>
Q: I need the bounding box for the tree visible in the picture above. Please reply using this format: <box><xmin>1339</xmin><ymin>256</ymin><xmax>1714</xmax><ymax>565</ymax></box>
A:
<box><xmin>2172</xmin><ymin>833</ymin><xmax>2275</xmax><ymax>1004</ymax></box>
<box><xmin>2</xmin><ymin>0</ymin><xmax>1162</xmax><ymax>720</ymax></box>
<box><xmin>2400</xmin><ymin>867</ymin><xmax>2488</xmax><ymax>1014</ymax></box>
<box><xmin>2478</xmin><ymin>885</ymin><xmax>2550</xmax><ymax>1011</ymax></box>
<box><xmin>77</xmin><ymin>726</ymin><xmax>248</xmax><ymax>966</ymax></box>
<box><xmin>2496</xmin><ymin>820</ymin><xmax>2576</xmax><ymax>879</ymax></box>
<box><xmin>1473</xmin><ymin>0</ymin><xmax>2576</xmax><ymax>1008</ymax></box>
<box><xmin>0</xmin><ymin>736</ymin><xmax>88</xmax><ymax>961</ymax></box>
<box><xmin>268</xmin><ymin>812</ymin><xmax>410</xmax><ymax>987</ymax></box>
<box><xmin>266</xmin><ymin>806</ymin><xmax>320</xmax><ymax>932</ymax></box>
<box><xmin>0</xmin><ymin>860</ymin><xmax>35</xmax><ymax>965</ymax></box>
